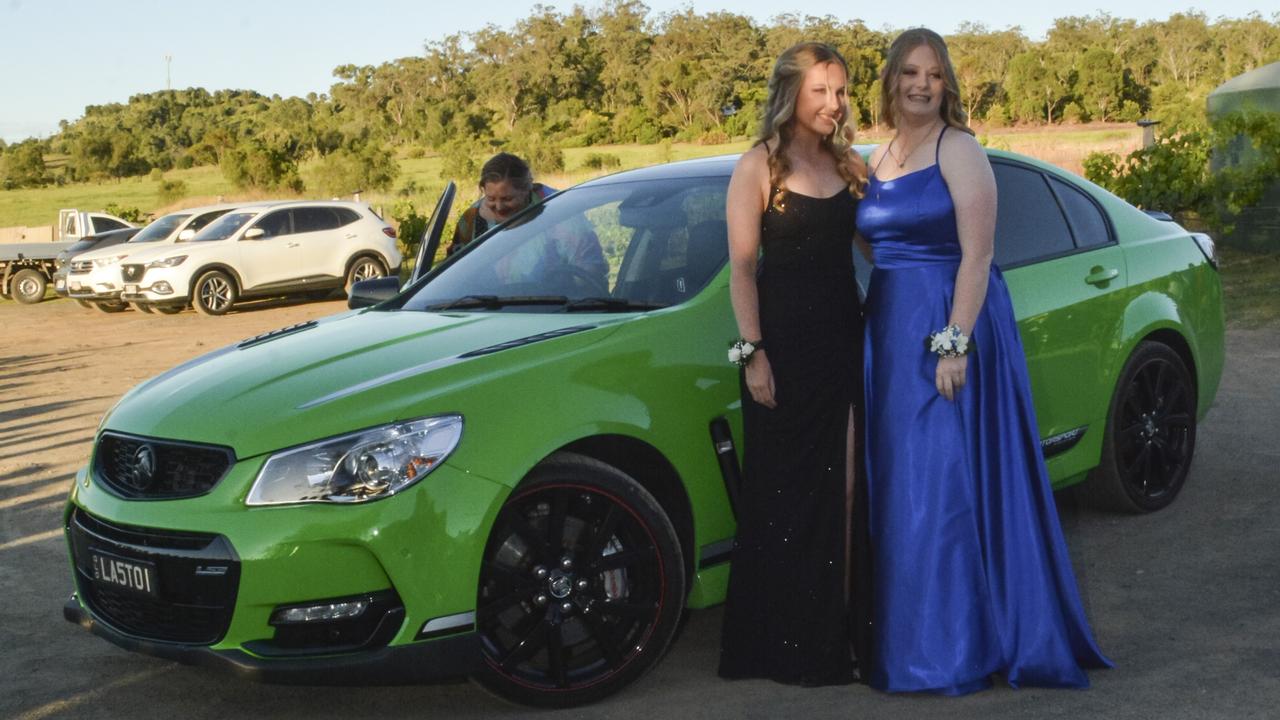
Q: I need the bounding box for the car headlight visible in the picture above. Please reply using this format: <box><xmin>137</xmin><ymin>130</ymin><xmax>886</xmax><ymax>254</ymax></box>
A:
<box><xmin>146</xmin><ymin>255</ymin><xmax>187</xmax><ymax>268</ymax></box>
<box><xmin>246</xmin><ymin>415</ymin><xmax>463</xmax><ymax>506</ymax></box>
<box><xmin>93</xmin><ymin>254</ymin><xmax>128</xmax><ymax>267</ymax></box>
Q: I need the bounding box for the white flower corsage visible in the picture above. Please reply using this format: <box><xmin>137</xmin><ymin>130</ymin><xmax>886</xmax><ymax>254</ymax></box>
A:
<box><xmin>926</xmin><ymin>325</ymin><xmax>971</xmax><ymax>358</ymax></box>
<box><xmin>729</xmin><ymin>339</ymin><xmax>763</xmax><ymax>367</ymax></box>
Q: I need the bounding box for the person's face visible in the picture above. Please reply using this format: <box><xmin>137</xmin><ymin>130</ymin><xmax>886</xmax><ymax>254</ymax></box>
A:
<box><xmin>895</xmin><ymin>43</ymin><xmax>945</xmax><ymax>122</ymax></box>
<box><xmin>482</xmin><ymin>179</ymin><xmax>530</xmax><ymax>221</ymax></box>
<box><xmin>792</xmin><ymin>61</ymin><xmax>847</xmax><ymax>138</ymax></box>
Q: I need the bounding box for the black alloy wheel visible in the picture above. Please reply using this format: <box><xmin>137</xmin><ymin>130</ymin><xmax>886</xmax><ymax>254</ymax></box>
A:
<box><xmin>1087</xmin><ymin>341</ymin><xmax>1196</xmax><ymax>513</ymax></box>
<box><xmin>344</xmin><ymin>256</ymin><xmax>387</xmax><ymax>297</ymax></box>
<box><xmin>473</xmin><ymin>453</ymin><xmax>685</xmax><ymax>708</ymax></box>
<box><xmin>194</xmin><ymin>270</ymin><xmax>237</xmax><ymax>316</ymax></box>
<box><xmin>11</xmin><ymin>269</ymin><xmax>47</xmax><ymax>304</ymax></box>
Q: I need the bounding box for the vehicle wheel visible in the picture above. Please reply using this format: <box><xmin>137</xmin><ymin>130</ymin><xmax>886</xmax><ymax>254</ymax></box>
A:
<box><xmin>91</xmin><ymin>300</ymin><xmax>129</xmax><ymax>314</ymax></box>
<box><xmin>131</xmin><ymin>302</ymin><xmax>154</xmax><ymax>314</ymax></box>
<box><xmin>193</xmin><ymin>271</ymin><xmax>237</xmax><ymax>316</ymax></box>
<box><xmin>11</xmin><ymin>269</ymin><xmax>47</xmax><ymax>304</ymax></box>
<box><xmin>153</xmin><ymin>305</ymin><xmax>184</xmax><ymax>315</ymax></box>
<box><xmin>1086</xmin><ymin>341</ymin><xmax>1196</xmax><ymax>513</ymax></box>
<box><xmin>344</xmin><ymin>256</ymin><xmax>387</xmax><ymax>297</ymax></box>
<box><xmin>75</xmin><ymin>299</ymin><xmax>93</xmax><ymax>310</ymax></box>
<box><xmin>473</xmin><ymin>453</ymin><xmax>685</xmax><ymax>708</ymax></box>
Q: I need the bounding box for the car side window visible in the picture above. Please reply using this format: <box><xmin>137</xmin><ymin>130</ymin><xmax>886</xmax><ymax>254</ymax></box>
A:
<box><xmin>188</xmin><ymin>210</ymin><xmax>230</xmax><ymax>234</ymax></box>
<box><xmin>95</xmin><ymin>217</ymin><xmax>128</xmax><ymax>232</ymax></box>
<box><xmin>992</xmin><ymin>162</ymin><xmax>1074</xmax><ymax>268</ymax></box>
<box><xmin>335</xmin><ymin>208</ymin><xmax>361</xmax><ymax>226</ymax></box>
<box><xmin>1047</xmin><ymin>177</ymin><xmax>1112</xmax><ymax>250</ymax></box>
<box><xmin>253</xmin><ymin>210</ymin><xmax>292</xmax><ymax>238</ymax></box>
<box><xmin>293</xmin><ymin>207</ymin><xmax>342</xmax><ymax>234</ymax></box>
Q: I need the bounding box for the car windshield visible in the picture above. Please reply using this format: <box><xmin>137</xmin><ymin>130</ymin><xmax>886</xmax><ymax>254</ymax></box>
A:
<box><xmin>193</xmin><ymin>211</ymin><xmax>257</xmax><ymax>242</ymax></box>
<box><xmin>129</xmin><ymin>213</ymin><xmax>191</xmax><ymax>243</ymax></box>
<box><xmin>402</xmin><ymin>176</ymin><xmax>730</xmax><ymax>313</ymax></box>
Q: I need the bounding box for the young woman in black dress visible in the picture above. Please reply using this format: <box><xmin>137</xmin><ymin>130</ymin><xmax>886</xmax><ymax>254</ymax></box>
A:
<box><xmin>718</xmin><ymin>42</ymin><xmax>870</xmax><ymax>686</ymax></box>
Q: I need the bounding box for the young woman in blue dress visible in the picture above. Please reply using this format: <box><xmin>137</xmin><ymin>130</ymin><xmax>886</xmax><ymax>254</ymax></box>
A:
<box><xmin>855</xmin><ymin>28</ymin><xmax>1112</xmax><ymax>694</ymax></box>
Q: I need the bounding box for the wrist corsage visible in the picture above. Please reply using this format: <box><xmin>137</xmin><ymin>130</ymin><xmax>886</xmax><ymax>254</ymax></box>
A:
<box><xmin>926</xmin><ymin>325</ymin><xmax>971</xmax><ymax>358</ymax></box>
<box><xmin>729</xmin><ymin>338</ymin><xmax>764</xmax><ymax>367</ymax></box>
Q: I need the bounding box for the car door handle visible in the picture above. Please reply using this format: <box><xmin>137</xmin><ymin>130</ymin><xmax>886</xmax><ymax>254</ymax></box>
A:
<box><xmin>344</xmin><ymin>233</ymin><xmax>358</xmax><ymax>239</ymax></box>
<box><xmin>1085</xmin><ymin>266</ymin><xmax>1119</xmax><ymax>286</ymax></box>
<box><xmin>287</xmin><ymin>242</ymin><xmax>301</xmax><ymax>248</ymax></box>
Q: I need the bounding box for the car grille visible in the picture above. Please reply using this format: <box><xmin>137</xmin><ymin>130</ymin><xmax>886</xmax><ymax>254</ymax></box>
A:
<box><xmin>70</xmin><ymin>260</ymin><xmax>93</xmax><ymax>273</ymax></box>
<box><xmin>67</xmin><ymin>508</ymin><xmax>240</xmax><ymax>644</ymax></box>
<box><xmin>121</xmin><ymin>264</ymin><xmax>145</xmax><ymax>282</ymax></box>
<box><xmin>93</xmin><ymin>432</ymin><xmax>235</xmax><ymax>500</ymax></box>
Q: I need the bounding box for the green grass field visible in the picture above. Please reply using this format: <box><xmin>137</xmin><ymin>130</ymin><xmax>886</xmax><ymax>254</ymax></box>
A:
<box><xmin>1</xmin><ymin>124</ymin><xmax>1146</xmax><ymax>232</ymax></box>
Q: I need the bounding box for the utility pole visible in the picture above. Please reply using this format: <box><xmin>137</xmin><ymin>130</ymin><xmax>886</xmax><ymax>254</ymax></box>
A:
<box><xmin>165</xmin><ymin>54</ymin><xmax>172</xmax><ymax>90</ymax></box>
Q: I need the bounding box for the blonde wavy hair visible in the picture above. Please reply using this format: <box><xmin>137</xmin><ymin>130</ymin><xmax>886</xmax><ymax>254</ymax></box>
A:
<box><xmin>756</xmin><ymin>42</ymin><xmax>867</xmax><ymax>210</ymax></box>
<box><xmin>878</xmin><ymin>28</ymin><xmax>973</xmax><ymax>135</ymax></box>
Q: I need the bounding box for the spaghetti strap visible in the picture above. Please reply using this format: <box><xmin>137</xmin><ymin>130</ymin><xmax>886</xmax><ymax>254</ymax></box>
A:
<box><xmin>934</xmin><ymin>125</ymin><xmax>947</xmax><ymax>163</ymax></box>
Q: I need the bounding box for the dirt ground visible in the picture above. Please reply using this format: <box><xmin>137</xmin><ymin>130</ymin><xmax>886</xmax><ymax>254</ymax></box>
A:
<box><xmin>2</xmin><ymin>296</ymin><xmax>1278</xmax><ymax>720</ymax></box>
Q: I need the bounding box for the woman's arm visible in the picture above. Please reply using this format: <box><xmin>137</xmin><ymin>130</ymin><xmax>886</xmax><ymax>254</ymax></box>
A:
<box><xmin>935</xmin><ymin>131</ymin><xmax>997</xmax><ymax>400</ymax></box>
<box><xmin>727</xmin><ymin>146</ymin><xmax>777</xmax><ymax>408</ymax></box>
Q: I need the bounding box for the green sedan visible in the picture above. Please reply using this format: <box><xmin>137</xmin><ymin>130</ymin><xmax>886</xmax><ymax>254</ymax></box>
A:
<box><xmin>62</xmin><ymin>150</ymin><xmax>1223</xmax><ymax>707</ymax></box>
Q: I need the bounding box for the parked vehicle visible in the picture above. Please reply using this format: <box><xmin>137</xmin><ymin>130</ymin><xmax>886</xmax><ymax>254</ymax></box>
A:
<box><xmin>65</xmin><ymin>204</ymin><xmax>247</xmax><ymax>313</ymax></box>
<box><xmin>53</xmin><ymin>228</ymin><xmax>143</xmax><ymax>302</ymax></box>
<box><xmin>1</xmin><ymin>209</ymin><xmax>135</xmax><ymax>304</ymax></box>
<box><xmin>63</xmin><ymin>151</ymin><xmax>1223</xmax><ymax>707</ymax></box>
<box><xmin>115</xmin><ymin>201</ymin><xmax>399</xmax><ymax>315</ymax></box>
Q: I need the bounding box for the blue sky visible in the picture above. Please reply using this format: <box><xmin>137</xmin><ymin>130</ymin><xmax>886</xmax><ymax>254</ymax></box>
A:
<box><xmin>0</xmin><ymin>0</ymin><xmax>1272</xmax><ymax>142</ymax></box>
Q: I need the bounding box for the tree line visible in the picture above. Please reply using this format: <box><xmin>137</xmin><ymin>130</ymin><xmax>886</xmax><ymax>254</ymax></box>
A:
<box><xmin>1</xmin><ymin>3</ymin><xmax>1277</xmax><ymax>194</ymax></box>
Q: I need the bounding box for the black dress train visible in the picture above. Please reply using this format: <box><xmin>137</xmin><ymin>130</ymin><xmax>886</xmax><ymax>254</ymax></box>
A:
<box><xmin>718</xmin><ymin>187</ymin><xmax>867</xmax><ymax>685</ymax></box>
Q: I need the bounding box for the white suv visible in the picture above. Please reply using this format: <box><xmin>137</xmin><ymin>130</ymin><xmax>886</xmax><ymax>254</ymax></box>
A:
<box><xmin>118</xmin><ymin>201</ymin><xmax>400</xmax><ymax>315</ymax></box>
<box><xmin>65</xmin><ymin>203</ymin><xmax>254</xmax><ymax>313</ymax></box>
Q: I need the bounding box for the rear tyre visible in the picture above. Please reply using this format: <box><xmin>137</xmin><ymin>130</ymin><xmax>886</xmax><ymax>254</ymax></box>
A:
<box><xmin>193</xmin><ymin>270</ymin><xmax>237</xmax><ymax>316</ymax></box>
<box><xmin>131</xmin><ymin>302</ymin><xmax>154</xmax><ymax>314</ymax></box>
<box><xmin>1086</xmin><ymin>341</ymin><xmax>1196</xmax><ymax>513</ymax></box>
<box><xmin>153</xmin><ymin>304</ymin><xmax>184</xmax><ymax>315</ymax></box>
<box><xmin>344</xmin><ymin>256</ymin><xmax>387</xmax><ymax>297</ymax></box>
<box><xmin>472</xmin><ymin>452</ymin><xmax>685</xmax><ymax>708</ymax></box>
<box><xmin>91</xmin><ymin>300</ymin><xmax>128</xmax><ymax>314</ymax></box>
<box><xmin>75</xmin><ymin>299</ymin><xmax>93</xmax><ymax>310</ymax></box>
<box><xmin>12</xmin><ymin>269</ymin><xmax>47</xmax><ymax>304</ymax></box>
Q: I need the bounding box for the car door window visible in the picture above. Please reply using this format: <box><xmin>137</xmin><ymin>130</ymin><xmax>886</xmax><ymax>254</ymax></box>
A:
<box><xmin>94</xmin><ymin>217</ymin><xmax>129</xmax><ymax>232</ymax></box>
<box><xmin>334</xmin><ymin>208</ymin><xmax>362</xmax><ymax>226</ymax></box>
<box><xmin>253</xmin><ymin>210</ymin><xmax>292</xmax><ymax>239</ymax></box>
<box><xmin>992</xmin><ymin>163</ymin><xmax>1074</xmax><ymax>268</ymax></box>
<box><xmin>1047</xmin><ymin>177</ymin><xmax>1112</xmax><ymax>250</ymax></box>
<box><xmin>293</xmin><ymin>207</ymin><xmax>342</xmax><ymax>234</ymax></box>
<box><xmin>188</xmin><ymin>210</ymin><xmax>231</xmax><ymax>234</ymax></box>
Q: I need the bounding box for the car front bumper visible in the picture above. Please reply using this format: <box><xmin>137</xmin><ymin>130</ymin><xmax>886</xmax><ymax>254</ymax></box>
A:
<box><xmin>63</xmin><ymin>595</ymin><xmax>481</xmax><ymax>684</ymax></box>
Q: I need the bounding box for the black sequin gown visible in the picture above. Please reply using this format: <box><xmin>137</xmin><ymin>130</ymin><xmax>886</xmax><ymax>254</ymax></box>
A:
<box><xmin>718</xmin><ymin>188</ymin><xmax>868</xmax><ymax>686</ymax></box>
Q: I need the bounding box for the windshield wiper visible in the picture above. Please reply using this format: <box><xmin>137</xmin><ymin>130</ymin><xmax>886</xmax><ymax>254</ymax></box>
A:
<box><xmin>427</xmin><ymin>294</ymin><xmax>570</xmax><ymax>311</ymax></box>
<box><xmin>563</xmin><ymin>297</ymin><xmax>669</xmax><ymax>312</ymax></box>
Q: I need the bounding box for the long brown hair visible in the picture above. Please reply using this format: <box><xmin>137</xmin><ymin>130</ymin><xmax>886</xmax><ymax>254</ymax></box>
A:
<box><xmin>878</xmin><ymin>29</ymin><xmax>973</xmax><ymax>135</ymax></box>
<box><xmin>756</xmin><ymin>42</ymin><xmax>867</xmax><ymax>208</ymax></box>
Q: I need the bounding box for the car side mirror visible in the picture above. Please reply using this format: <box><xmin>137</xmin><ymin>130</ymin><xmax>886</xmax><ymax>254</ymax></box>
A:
<box><xmin>347</xmin><ymin>276</ymin><xmax>401</xmax><ymax>309</ymax></box>
<box><xmin>177</xmin><ymin>229</ymin><xmax>196</xmax><ymax>241</ymax></box>
<box><xmin>243</xmin><ymin>228</ymin><xmax>265</xmax><ymax>240</ymax></box>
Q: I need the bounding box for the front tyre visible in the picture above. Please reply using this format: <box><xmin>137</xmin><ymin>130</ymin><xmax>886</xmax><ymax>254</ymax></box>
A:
<box><xmin>193</xmin><ymin>270</ymin><xmax>237</xmax><ymax>316</ymax></box>
<box><xmin>1086</xmin><ymin>341</ymin><xmax>1196</xmax><ymax>513</ymax></box>
<box><xmin>473</xmin><ymin>453</ymin><xmax>685</xmax><ymax>708</ymax></box>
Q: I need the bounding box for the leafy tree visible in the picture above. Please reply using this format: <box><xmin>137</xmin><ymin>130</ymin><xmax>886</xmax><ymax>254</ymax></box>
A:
<box><xmin>1076</xmin><ymin>47</ymin><xmax>1124</xmax><ymax>121</ymax></box>
<box><xmin>220</xmin><ymin>138</ymin><xmax>303</xmax><ymax>192</ymax></box>
<box><xmin>1</xmin><ymin>140</ymin><xmax>50</xmax><ymax>189</ymax></box>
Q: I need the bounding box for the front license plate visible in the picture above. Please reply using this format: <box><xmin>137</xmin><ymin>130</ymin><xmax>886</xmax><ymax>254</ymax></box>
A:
<box><xmin>124</xmin><ymin>284</ymin><xmax>138</xmax><ymax>294</ymax></box>
<box><xmin>69</xmin><ymin>281</ymin><xmax>82</xmax><ymax>291</ymax></box>
<box><xmin>55</xmin><ymin>278</ymin><xmax>66</xmax><ymax>290</ymax></box>
<box><xmin>90</xmin><ymin>550</ymin><xmax>159</xmax><ymax>598</ymax></box>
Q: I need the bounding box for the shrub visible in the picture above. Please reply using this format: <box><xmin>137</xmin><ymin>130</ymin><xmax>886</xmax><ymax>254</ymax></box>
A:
<box><xmin>148</xmin><ymin>168</ymin><xmax>165</xmax><ymax>182</ymax></box>
<box><xmin>158</xmin><ymin>179</ymin><xmax>187</xmax><ymax>204</ymax></box>
<box><xmin>220</xmin><ymin>140</ymin><xmax>304</xmax><ymax>192</ymax></box>
<box><xmin>104</xmin><ymin>203</ymin><xmax>147</xmax><ymax>223</ymax></box>
<box><xmin>581</xmin><ymin>153</ymin><xmax>622</xmax><ymax>170</ymax></box>
<box><xmin>313</xmin><ymin>144</ymin><xmax>399</xmax><ymax>197</ymax></box>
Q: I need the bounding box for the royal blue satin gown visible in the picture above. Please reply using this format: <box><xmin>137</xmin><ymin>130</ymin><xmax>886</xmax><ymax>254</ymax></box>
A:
<box><xmin>856</xmin><ymin>128</ymin><xmax>1112</xmax><ymax>694</ymax></box>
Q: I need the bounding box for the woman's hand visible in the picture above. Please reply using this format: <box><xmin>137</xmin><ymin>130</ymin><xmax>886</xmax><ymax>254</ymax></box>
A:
<box><xmin>936</xmin><ymin>355</ymin><xmax>968</xmax><ymax>402</ymax></box>
<box><xmin>745</xmin><ymin>350</ymin><xmax>777</xmax><ymax>408</ymax></box>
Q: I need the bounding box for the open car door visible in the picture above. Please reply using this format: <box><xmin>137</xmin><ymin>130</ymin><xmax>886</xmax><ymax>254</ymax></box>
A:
<box><xmin>411</xmin><ymin>181</ymin><xmax>456</xmax><ymax>283</ymax></box>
